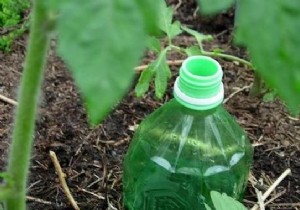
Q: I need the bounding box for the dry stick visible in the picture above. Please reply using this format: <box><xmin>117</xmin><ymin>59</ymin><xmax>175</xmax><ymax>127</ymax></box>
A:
<box><xmin>267</xmin><ymin>203</ymin><xmax>300</xmax><ymax>207</ymax></box>
<box><xmin>49</xmin><ymin>151</ymin><xmax>80</xmax><ymax>210</ymax></box>
<box><xmin>251</xmin><ymin>168</ymin><xmax>292</xmax><ymax>210</ymax></box>
<box><xmin>174</xmin><ymin>0</ymin><xmax>183</xmax><ymax>11</ymax></box>
<box><xmin>264</xmin><ymin>189</ymin><xmax>286</xmax><ymax>206</ymax></box>
<box><xmin>0</xmin><ymin>94</ymin><xmax>18</xmax><ymax>106</ymax></box>
<box><xmin>26</xmin><ymin>195</ymin><xmax>53</xmax><ymax>205</ymax></box>
<box><xmin>77</xmin><ymin>187</ymin><xmax>105</xmax><ymax>200</ymax></box>
<box><xmin>134</xmin><ymin>60</ymin><xmax>184</xmax><ymax>72</ymax></box>
<box><xmin>255</xmin><ymin>188</ymin><xmax>265</xmax><ymax>210</ymax></box>
<box><xmin>223</xmin><ymin>85</ymin><xmax>251</xmax><ymax>104</ymax></box>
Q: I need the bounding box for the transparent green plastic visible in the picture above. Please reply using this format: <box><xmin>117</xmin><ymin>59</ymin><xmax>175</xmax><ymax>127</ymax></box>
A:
<box><xmin>123</xmin><ymin>99</ymin><xmax>253</xmax><ymax>210</ymax></box>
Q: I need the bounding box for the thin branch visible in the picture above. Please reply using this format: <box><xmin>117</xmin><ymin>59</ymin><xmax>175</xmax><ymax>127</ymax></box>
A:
<box><xmin>134</xmin><ymin>60</ymin><xmax>184</xmax><ymax>72</ymax></box>
<box><xmin>134</xmin><ymin>52</ymin><xmax>252</xmax><ymax>74</ymax></box>
<box><xmin>77</xmin><ymin>187</ymin><xmax>105</xmax><ymax>200</ymax></box>
<box><xmin>223</xmin><ymin>85</ymin><xmax>251</xmax><ymax>104</ymax></box>
<box><xmin>0</xmin><ymin>94</ymin><xmax>18</xmax><ymax>106</ymax></box>
<box><xmin>193</xmin><ymin>6</ymin><xmax>199</xmax><ymax>18</ymax></box>
<box><xmin>26</xmin><ymin>195</ymin><xmax>53</xmax><ymax>205</ymax></box>
<box><xmin>174</xmin><ymin>0</ymin><xmax>183</xmax><ymax>11</ymax></box>
<box><xmin>264</xmin><ymin>189</ymin><xmax>286</xmax><ymax>206</ymax></box>
<box><xmin>255</xmin><ymin>188</ymin><xmax>265</xmax><ymax>210</ymax></box>
<box><xmin>251</xmin><ymin>168</ymin><xmax>292</xmax><ymax>210</ymax></box>
<box><xmin>49</xmin><ymin>151</ymin><xmax>80</xmax><ymax>210</ymax></box>
<box><xmin>203</xmin><ymin>51</ymin><xmax>253</xmax><ymax>68</ymax></box>
<box><xmin>262</xmin><ymin>169</ymin><xmax>291</xmax><ymax>201</ymax></box>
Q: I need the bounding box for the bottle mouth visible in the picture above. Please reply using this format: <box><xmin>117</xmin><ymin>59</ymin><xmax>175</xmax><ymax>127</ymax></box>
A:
<box><xmin>174</xmin><ymin>56</ymin><xmax>224</xmax><ymax>110</ymax></box>
<box><xmin>183</xmin><ymin>56</ymin><xmax>222</xmax><ymax>78</ymax></box>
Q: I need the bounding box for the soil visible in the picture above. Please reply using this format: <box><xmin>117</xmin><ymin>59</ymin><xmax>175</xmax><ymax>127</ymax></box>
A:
<box><xmin>1</xmin><ymin>0</ymin><xmax>300</xmax><ymax>209</ymax></box>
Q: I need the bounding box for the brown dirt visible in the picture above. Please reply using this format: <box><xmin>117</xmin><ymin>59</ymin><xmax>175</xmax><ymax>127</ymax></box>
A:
<box><xmin>1</xmin><ymin>0</ymin><xmax>300</xmax><ymax>209</ymax></box>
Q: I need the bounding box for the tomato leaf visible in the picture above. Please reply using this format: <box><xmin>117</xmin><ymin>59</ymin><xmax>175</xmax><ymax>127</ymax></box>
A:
<box><xmin>147</xmin><ymin>36</ymin><xmax>161</xmax><ymax>53</ymax></box>
<box><xmin>56</xmin><ymin>0</ymin><xmax>146</xmax><ymax>124</ymax></box>
<box><xmin>205</xmin><ymin>204</ymin><xmax>212</xmax><ymax>210</ymax></box>
<box><xmin>154</xmin><ymin>49</ymin><xmax>171</xmax><ymax>99</ymax></box>
<box><xmin>210</xmin><ymin>191</ymin><xmax>247</xmax><ymax>210</ymax></box>
<box><xmin>158</xmin><ymin>1</ymin><xmax>182</xmax><ymax>40</ymax></box>
<box><xmin>135</xmin><ymin>65</ymin><xmax>155</xmax><ymax>97</ymax></box>
<box><xmin>235</xmin><ymin>0</ymin><xmax>300</xmax><ymax>113</ymax></box>
<box><xmin>182</xmin><ymin>26</ymin><xmax>213</xmax><ymax>46</ymax></box>
<box><xmin>133</xmin><ymin>0</ymin><xmax>160</xmax><ymax>35</ymax></box>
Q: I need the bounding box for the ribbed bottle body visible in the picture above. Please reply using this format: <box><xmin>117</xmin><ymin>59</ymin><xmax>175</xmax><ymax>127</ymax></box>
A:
<box><xmin>123</xmin><ymin>99</ymin><xmax>253</xmax><ymax>210</ymax></box>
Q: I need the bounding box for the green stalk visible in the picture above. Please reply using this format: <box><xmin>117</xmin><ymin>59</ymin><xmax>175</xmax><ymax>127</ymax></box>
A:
<box><xmin>204</xmin><ymin>51</ymin><xmax>264</xmax><ymax>95</ymax></box>
<box><xmin>250</xmin><ymin>72</ymin><xmax>263</xmax><ymax>96</ymax></box>
<box><xmin>6</xmin><ymin>1</ymin><xmax>50</xmax><ymax>209</ymax></box>
<box><xmin>203</xmin><ymin>51</ymin><xmax>253</xmax><ymax>68</ymax></box>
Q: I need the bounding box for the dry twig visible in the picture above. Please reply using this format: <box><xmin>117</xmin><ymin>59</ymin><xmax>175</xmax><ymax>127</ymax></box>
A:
<box><xmin>26</xmin><ymin>195</ymin><xmax>53</xmax><ymax>205</ymax></box>
<box><xmin>255</xmin><ymin>188</ymin><xmax>265</xmax><ymax>210</ymax></box>
<box><xmin>174</xmin><ymin>0</ymin><xmax>183</xmax><ymax>11</ymax></box>
<box><xmin>264</xmin><ymin>189</ymin><xmax>286</xmax><ymax>206</ymax></box>
<box><xmin>134</xmin><ymin>60</ymin><xmax>183</xmax><ymax>72</ymax></box>
<box><xmin>77</xmin><ymin>187</ymin><xmax>105</xmax><ymax>200</ymax></box>
<box><xmin>223</xmin><ymin>85</ymin><xmax>251</xmax><ymax>104</ymax></box>
<box><xmin>251</xmin><ymin>168</ymin><xmax>292</xmax><ymax>210</ymax></box>
<box><xmin>0</xmin><ymin>94</ymin><xmax>18</xmax><ymax>106</ymax></box>
<box><xmin>49</xmin><ymin>151</ymin><xmax>80</xmax><ymax>210</ymax></box>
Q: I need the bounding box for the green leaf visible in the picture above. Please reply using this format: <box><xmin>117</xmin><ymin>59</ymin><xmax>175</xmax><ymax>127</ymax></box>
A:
<box><xmin>185</xmin><ymin>46</ymin><xmax>203</xmax><ymax>56</ymax></box>
<box><xmin>158</xmin><ymin>1</ymin><xmax>182</xmax><ymax>40</ymax></box>
<box><xmin>263</xmin><ymin>91</ymin><xmax>277</xmax><ymax>103</ymax></box>
<box><xmin>133</xmin><ymin>0</ymin><xmax>160</xmax><ymax>35</ymax></box>
<box><xmin>56</xmin><ymin>0</ymin><xmax>146</xmax><ymax>125</ymax></box>
<box><xmin>205</xmin><ymin>204</ymin><xmax>212</xmax><ymax>210</ymax></box>
<box><xmin>182</xmin><ymin>26</ymin><xmax>213</xmax><ymax>47</ymax></box>
<box><xmin>197</xmin><ymin>0</ymin><xmax>235</xmax><ymax>15</ymax></box>
<box><xmin>235</xmin><ymin>0</ymin><xmax>300</xmax><ymax>114</ymax></box>
<box><xmin>147</xmin><ymin>36</ymin><xmax>161</xmax><ymax>53</ymax></box>
<box><xmin>210</xmin><ymin>191</ymin><xmax>247</xmax><ymax>210</ymax></box>
<box><xmin>135</xmin><ymin>64</ymin><xmax>155</xmax><ymax>97</ymax></box>
<box><xmin>169</xmin><ymin>20</ymin><xmax>182</xmax><ymax>39</ymax></box>
<box><xmin>154</xmin><ymin>49</ymin><xmax>171</xmax><ymax>99</ymax></box>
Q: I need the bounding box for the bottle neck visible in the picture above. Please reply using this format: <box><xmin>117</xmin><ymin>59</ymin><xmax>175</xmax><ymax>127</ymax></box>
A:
<box><xmin>174</xmin><ymin>77</ymin><xmax>224</xmax><ymax>111</ymax></box>
<box><xmin>173</xmin><ymin>56</ymin><xmax>224</xmax><ymax>111</ymax></box>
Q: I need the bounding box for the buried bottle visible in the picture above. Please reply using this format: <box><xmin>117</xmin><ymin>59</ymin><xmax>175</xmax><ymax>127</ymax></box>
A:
<box><xmin>123</xmin><ymin>56</ymin><xmax>253</xmax><ymax>210</ymax></box>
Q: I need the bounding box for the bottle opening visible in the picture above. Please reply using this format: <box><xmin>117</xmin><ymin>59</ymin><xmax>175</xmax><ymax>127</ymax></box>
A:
<box><xmin>174</xmin><ymin>56</ymin><xmax>224</xmax><ymax>110</ymax></box>
<box><xmin>185</xmin><ymin>58</ymin><xmax>219</xmax><ymax>77</ymax></box>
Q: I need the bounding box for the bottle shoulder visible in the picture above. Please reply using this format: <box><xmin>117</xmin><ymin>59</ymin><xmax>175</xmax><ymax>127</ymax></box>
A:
<box><xmin>142</xmin><ymin>99</ymin><xmax>235</xmax><ymax>124</ymax></box>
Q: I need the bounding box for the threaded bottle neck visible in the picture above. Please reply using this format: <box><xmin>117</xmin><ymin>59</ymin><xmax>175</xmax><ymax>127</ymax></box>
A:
<box><xmin>174</xmin><ymin>56</ymin><xmax>224</xmax><ymax>110</ymax></box>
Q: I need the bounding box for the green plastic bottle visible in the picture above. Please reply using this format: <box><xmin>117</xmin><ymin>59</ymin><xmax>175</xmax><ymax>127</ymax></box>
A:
<box><xmin>123</xmin><ymin>56</ymin><xmax>253</xmax><ymax>210</ymax></box>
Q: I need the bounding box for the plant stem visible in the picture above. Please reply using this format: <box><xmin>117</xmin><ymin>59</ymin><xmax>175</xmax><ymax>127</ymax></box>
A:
<box><xmin>250</xmin><ymin>72</ymin><xmax>263</xmax><ymax>96</ymax></box>
<box><xmin>204</xmin><ymin>51</ymin><xmax>264</xmax><ymax>95</ymax></box>
<box><xmin>203</xmin><ymin>51</ymin><xmax>253</xmax><ymax>68</ymax></box>
<box><xmin>170</xmin><ymin>45</ymin><xmax>186</xmax><ymax>55</ymax></box>
<box><xmin>170</xmin><ymin>45</ymin><xmax>253</xmax><ymax>69</ymax></box>
<box><xmin>6</xmin><ymin>1</ymin><xmax>50</xmax><ymax>209</ymax></box>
